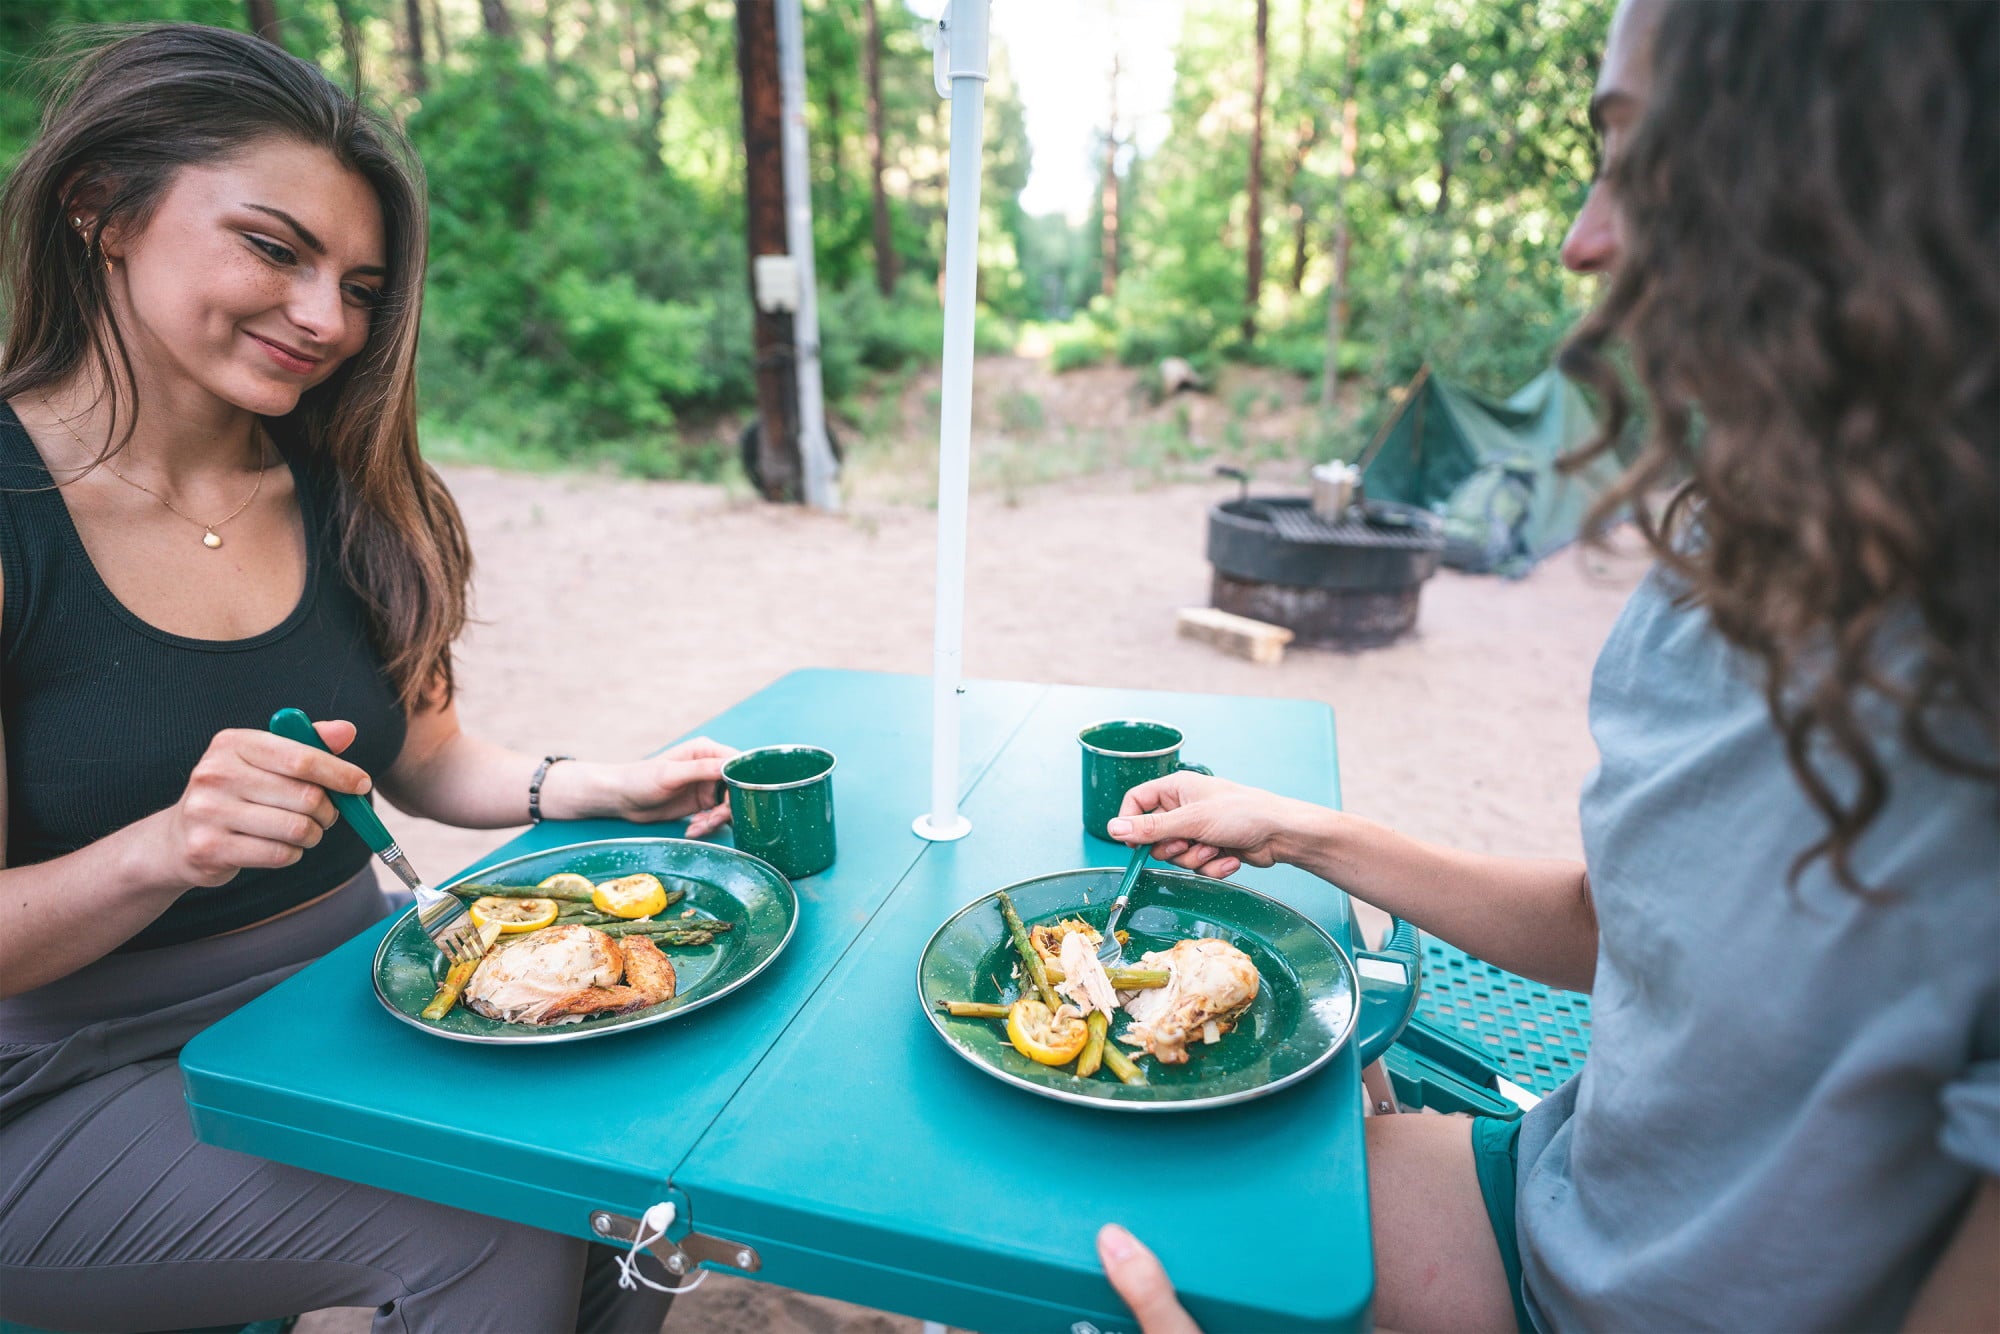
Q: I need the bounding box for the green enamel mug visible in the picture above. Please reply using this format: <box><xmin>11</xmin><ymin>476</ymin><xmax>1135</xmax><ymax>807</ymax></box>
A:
<box><xmin>1078</xmin><ymin>719</ymin><xmax>1212</xmax><ymax>840</ymax></box>
<box><xmin>724</xmin><ymin>745</ymin><xmax>837</xmax><ymax>880</ymax></box>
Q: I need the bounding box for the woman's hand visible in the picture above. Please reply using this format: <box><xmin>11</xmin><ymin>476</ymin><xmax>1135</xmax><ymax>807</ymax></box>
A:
<box><xmin>152</xmin><ymin>721</ymin><xmax>367</xmax><ymax>887</ymax></box>
<box><xmin>1099</xmin><ymin>1224</ymin><xmax>1204</xmax><ymax>1334</ymax></box>
<box><xmin>1105</xmin><ymin>772</ymin><xmax>1321</xmax><ymax>879</ymax></box>
<box><xmin>546</xmin><ymin>738</ymin><xmax>738</xmax><ymax>837</ymax></box>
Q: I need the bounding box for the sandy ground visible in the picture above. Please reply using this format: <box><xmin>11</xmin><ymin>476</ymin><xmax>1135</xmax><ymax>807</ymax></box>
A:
<box><xmin>292</xmin><ymin>458</ymin><xmax>1649</xmax><ymax>1334</ymax></box>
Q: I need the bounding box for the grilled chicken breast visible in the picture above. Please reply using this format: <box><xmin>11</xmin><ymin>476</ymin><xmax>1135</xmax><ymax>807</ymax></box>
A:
<box><xmin>1119</xmin><ymin>937</ymin><xmax>1260</xmax><ymax>1064</ymax></box>
<box><xmin>465</xmin><ymin>924</ymin><xmax>677</xmax><ymax>1026</ymax></box>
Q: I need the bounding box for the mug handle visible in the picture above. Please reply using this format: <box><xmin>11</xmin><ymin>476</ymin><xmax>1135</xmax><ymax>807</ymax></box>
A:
<box><xmin>1174</xmin><ymin>762</ymin><xmax>1213</xmax><ymax>777</ymax></box>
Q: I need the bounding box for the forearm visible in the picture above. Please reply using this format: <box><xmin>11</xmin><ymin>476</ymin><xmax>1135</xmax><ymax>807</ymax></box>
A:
<box><xmin>1276</xmin><ymin>806</ymin><xmax>1598</xmax><ymax>992</ymax></box>
<box><xmin>379</xmin><ymin>726</ymin><xmax>624</xmax><ymax>829</ymax></box>
<box><xmin>0</xmin><ymin>814</ymin><xmax>185</xmax><ymax>997</ymax></box>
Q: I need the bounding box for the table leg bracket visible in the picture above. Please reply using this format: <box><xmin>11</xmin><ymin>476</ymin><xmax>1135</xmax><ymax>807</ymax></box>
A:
<box><xmin>590</xmin><ymin>1204</ymin><xmax>764</xmax><ymax>1279</ymax></box>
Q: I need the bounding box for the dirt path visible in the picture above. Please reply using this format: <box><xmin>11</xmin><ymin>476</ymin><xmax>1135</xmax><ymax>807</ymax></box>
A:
<box><xmin>299</xmin><ymin>463</ymin><xmax>1648</xmax><ymax>1334</ymax></box>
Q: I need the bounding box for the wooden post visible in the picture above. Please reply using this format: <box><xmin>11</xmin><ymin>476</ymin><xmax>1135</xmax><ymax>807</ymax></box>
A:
<box><xmin>737</xmin><ymin>0</ymin><xmax>802</xmax><ymax>500</ymax></box>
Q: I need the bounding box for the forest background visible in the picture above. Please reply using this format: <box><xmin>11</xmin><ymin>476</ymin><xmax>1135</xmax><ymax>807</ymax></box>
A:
<box><xmin>1</xmin><ymin>0</ymin><xmax>1610</xmax><ymax>485</ymax></box>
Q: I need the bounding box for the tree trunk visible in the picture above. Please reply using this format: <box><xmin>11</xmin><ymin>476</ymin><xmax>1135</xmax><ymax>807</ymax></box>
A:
<box><xmin>863</xmin><ymin>0</ymin><xmax>895</xmax><ymax>297</ymax></box>
<box><xmin>1242</xmin><ymin>0</ymin><xmax>1269</xmax><ymax>344</ymax></box>
<box><xmin>403</xmin><ymin>0</ymin><xmax>428</xmax><ymax>92</ymax></box>
<box><xmin>1320</xmin><ymin>0</ymin><xmax>1365</xmax><ymax>423</ymax></box>
<box><xmin>637</xmin><ymin>0</ymin><xmax>667</xmax><ymax>167</ymax></box>
<box><xmin>428</xmin><ymin>0</ymin><xmax>451</xmax><ymax>63</ymax></box>
<box><xmin>542</xmin><ymin>0</ymin><xmax>559</xmax><ymax>73</ymax></box>
<box><xmin>331</xmin><ymin>0</ymin><xmax>365</xmax><ymax>87</ymax></box>
<box><xmin>737</xmin><ymin>0</ymin><xmax>801</xmax><ymax>501</ymax></box>
<box><xmin>480</xmin><ymin>0</ymin><xmax>517</xmax><ymax>40</ymax></box>
<box><xmin>245</xmin><ymin>0</ymin><xmax>285</xmax><ymax>48</ymax></box>
<box><xmin>823</xmin><ymin>68</ymin><xmax>846</xmax><ymax>208</ymax></box>
<box><xmin>1100</xmin><ymin>51</ymin><xmax>1120</xmax><ymax>299</ymax></box>
<box><xmin>1285</xmin><ymin>0</ymin><xmax>1315</xmax><ymax>293</ymax></box>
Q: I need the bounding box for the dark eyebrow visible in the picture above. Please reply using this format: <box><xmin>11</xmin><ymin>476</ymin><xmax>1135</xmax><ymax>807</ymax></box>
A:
<box><xmin>1588</xmin><ymin>90</ymin><xmax>1637</xmax><ymax>137</ymax></box>
<box><xmin>241</xmin><ymin>203</ymin><xmax>387</xmax><ymax>277</ymax></box>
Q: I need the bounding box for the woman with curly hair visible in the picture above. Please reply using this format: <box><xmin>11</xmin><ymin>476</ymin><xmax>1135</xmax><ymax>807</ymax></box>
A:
<box><xmin>0</xmin><ymin>24</ymin><xmax>734</xmax><ymax>1332</ymax></box>
<box><xmin>1097</xmin><ymin>1</ymin><xmax>1997</xmax><ymax>1330</ymax></box>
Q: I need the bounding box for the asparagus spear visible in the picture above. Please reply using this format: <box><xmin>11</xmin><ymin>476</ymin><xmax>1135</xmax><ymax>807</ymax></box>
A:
<box><xmin>996</xmin><ymin>891</ymin><xmax>1060</xmax><ymax>1010</ymax></box>
<box><xmin>1044</xmin><ymin>965</ymin><xmax>1169</xmax><ymax>989</ymax></box>
<box><xmin>596</xmin><ymin>919</ymin><xmax>731</xmax><ymax>943</ymax></box>
<box><xmin>1076</xmin><ymin>1011</ymin><xmax>1110</xmax><ymax>1078</ymax></box>
<box><xmin>421</xmin><ymin>957</ymin><xmax>480</xmax><ymax>1020</ymax></box>
<box><xmin>1102</xmin><ymin>1042</ymin><xmax>1148</xmax><ymax>1086</ymax></box>
<box><xmin>937</xmin><ymin>1000</ymin><xmax>1013</xmax><ymax>1020</ymax></box>
<box><xmin>449</xmin><ymin>881</ymin><xmax>594</xmax><ymax>903</ymax></box>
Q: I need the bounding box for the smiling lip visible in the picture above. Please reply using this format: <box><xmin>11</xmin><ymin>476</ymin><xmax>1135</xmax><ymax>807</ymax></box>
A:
<box><xmin>248</xmin><ymin>332</ymin><xmax>321</xmax><ymax>375</ymax></box>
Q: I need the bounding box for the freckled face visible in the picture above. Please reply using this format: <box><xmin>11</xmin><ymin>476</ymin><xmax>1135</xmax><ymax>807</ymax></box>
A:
<box><xmin>106</xmin><ymin>137</ymin><xmax>387</xmax><ymax>417</ymax></box>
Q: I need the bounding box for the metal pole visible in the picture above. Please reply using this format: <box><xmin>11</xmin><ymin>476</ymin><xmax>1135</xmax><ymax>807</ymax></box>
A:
<box><xmin>912</xmin><ymin>0</ymin><xmax>988</xmax><ymax>844</ymax></box>
<box><xmin>774</xmin><ymin>0</ymin><xmax>841</xmax><ymax>511</ymax></box>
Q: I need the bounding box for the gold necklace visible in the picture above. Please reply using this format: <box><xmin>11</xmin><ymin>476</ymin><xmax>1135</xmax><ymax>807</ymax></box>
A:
<box><xmin>42</xmin><ymin>399</ymin><xmax>271</xmax><ymax>550</ymax></box>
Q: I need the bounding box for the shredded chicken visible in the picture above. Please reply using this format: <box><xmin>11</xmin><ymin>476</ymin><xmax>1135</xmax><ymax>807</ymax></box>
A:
<box><xmin>465</xmin><ymin>924</ymin><xmax>677</xmax><ymax>1026</ymax></box>
<box><xmin>1055</xmin><ymin>929</ymin><xmax>1120</xmax><ymax>1017</ymax></box>
<box><xmin>1119</xmin><ymin>938</ymin><xmax>1260</xmax><ymax>1064</ymax></box>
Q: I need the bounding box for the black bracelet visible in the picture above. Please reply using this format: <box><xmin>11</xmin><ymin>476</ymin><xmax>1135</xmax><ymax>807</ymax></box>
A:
<box><xmin>528</xmin><ymin>755</ymin><xmax>574</xmax><ymax>824</ymax></box>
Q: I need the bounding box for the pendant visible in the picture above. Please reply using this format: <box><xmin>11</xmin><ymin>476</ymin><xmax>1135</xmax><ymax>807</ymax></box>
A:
<box><xmin>203</xmin><ymin>530</ymin><xmax>223</xmax><ymax>549</ymax></box>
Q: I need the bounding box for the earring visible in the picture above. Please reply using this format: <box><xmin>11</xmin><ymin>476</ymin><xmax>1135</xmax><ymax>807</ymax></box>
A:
<box><xmin>70</xmin><ymin>215</ymin><xmax>83</xmax><ymax>229</ymax></box>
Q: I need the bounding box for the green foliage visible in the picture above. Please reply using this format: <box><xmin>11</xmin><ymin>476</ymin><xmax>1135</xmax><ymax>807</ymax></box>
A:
<box><xmin>1045</xmin><ymin>314</ymin><xmax>1115</xmax><ymax>373</ymax></box>
<box><xmin>406</xmin><ymin>46</ymin><xmax>740</xmax><ymax>463</ymax></box>
<box><xmin>0</xmin><ymin>0</ymin><xmax>1612</xmax><ymax>480</ymax></box>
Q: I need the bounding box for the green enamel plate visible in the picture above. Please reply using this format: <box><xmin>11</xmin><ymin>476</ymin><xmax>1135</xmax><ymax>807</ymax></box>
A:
<box><xmin>917</xmin><ymin>867</ymin><xmax>1358</xmax><ymax>1111</ymax></box>
<box><xmin>373</xmin><ymin>838</ymin><xmax>798</xmax><ymax>1045</ymax></box>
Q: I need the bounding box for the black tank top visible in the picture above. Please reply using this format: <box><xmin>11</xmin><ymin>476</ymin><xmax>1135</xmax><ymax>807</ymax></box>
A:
<box><xmin>0</xmin><ymin>403</ymin><xmax>408</xmax><ymax>950</ymax></box>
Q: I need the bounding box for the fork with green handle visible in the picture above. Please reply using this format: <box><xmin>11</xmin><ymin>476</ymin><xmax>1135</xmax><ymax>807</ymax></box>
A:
<box><xmin>267</xmin><ymin>707</ymin><xmax>491</xmax><ymax>964</ymax></box>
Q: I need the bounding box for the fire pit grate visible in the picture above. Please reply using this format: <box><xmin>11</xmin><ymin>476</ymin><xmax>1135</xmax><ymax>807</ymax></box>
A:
<box><xmin>1264</xmin><ymin>504</ymin><xmax>1446</xmax><ymax>549</ymax></box>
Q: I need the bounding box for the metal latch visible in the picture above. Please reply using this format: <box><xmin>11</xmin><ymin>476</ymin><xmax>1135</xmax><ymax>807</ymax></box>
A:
<box><xmin>590</xmin><ymin>1206</ymin><xmax>763</xmax><ymax>1281</ymax></box>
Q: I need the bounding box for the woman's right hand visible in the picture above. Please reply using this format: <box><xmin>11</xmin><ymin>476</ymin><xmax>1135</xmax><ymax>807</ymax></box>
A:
<box><xmin>1105</xmin><ymin>772</ymin><xmax>1320</xmax><ymax>879</ymax></box>
<box><xmin>152</xmin><ymin>721</ymin><xmax>372</xmax><ymax>887</ymax></box>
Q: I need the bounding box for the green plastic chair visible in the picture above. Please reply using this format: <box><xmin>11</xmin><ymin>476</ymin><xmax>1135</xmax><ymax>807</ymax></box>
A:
<box><xmin>1385</xmin><ymin>934</ymin><xmax>1594</xmax><ymax>1116</ymax></box>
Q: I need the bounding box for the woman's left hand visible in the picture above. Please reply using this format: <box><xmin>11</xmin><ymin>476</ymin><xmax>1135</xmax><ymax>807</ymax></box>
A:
<box><xmin>551</xmin><ymin>738</ymin><xmax>737</xmax><ymax>836</ymax></box>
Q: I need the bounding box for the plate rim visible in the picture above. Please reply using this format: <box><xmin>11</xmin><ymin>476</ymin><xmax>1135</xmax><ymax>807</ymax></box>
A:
<box><xmin>915</xmin><ymin>866</ymin><xmax>1361</xmax><ymax>1112</ymax></box>
<box><xmin>372</xmin><ymin>836</ymin><xmax>800</xmax><ymax>1045</ymax></box>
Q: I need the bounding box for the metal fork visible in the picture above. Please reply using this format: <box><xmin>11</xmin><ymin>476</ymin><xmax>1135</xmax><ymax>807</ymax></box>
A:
<box><xmin>1097</xmin><ymin>842</ymin><xmax>1152</xmax><ymax>965</ymax></box>
<box><xmin>268</xmin><ymin>708</ymin><xmax>487</xmax><ymax>964</ymax></box>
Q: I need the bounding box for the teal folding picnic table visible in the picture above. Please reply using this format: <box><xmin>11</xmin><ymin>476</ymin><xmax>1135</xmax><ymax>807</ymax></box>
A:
<box><xmin>181</xmin><ymin>669</ymin><xmax>1409</xmax><ymax>1332</ymax></box>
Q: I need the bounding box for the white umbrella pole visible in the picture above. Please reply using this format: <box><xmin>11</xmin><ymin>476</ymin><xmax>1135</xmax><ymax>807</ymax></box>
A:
<box><xmin>913</xmin><ymin>0</ymin><xmax>989</xmax><ymax>844</ymax></box>
<box><xmin>775</xmin><ymin>0</ymin><xmax>840</xmax><ymax>512</ymax></box>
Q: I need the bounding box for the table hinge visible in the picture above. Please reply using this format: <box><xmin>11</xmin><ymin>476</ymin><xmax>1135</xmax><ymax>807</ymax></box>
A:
<box><xmin>590</xmin><ymin>1206</ymin><xmax>763</xmax><ymax>1279</ymax></box>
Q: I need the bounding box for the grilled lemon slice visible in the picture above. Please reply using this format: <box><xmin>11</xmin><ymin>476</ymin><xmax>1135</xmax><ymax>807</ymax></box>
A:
<box><xmin>468</xmin><ymin>895</ymin><xmax>559</xmax><ymax>934</ymax></box>
<box><xmin>536</xmin><ymin>872</ymin><xmax>597</xmax><ymax>901</ymax></box>
<box><xmin>1005</xmin><ymin>998</ymin><xmax>1090</xmax><ymax>1066</ymax></box>
<box><xmin>591</xmin><ymin>873</ymin><xmax>669</xmax><ymax>920</ymax></box>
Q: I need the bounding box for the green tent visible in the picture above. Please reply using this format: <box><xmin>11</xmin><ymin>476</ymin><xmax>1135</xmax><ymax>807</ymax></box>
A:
<box><xmin>1360</xmin><ymin>365</ymin><xmax>1627</xmax><ymax>576</ymax></box>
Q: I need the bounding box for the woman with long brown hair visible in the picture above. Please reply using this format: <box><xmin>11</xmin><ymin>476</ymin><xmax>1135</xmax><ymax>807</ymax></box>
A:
<box><xmin>0</xmin><ymin>25</ymin><xmax>729</xmax><ymax>1331</ymax></box>
<box><xmin>1096</xmin><ymin>1</ymin><xmax>1997</xmax><ymax>1330</ymax></box>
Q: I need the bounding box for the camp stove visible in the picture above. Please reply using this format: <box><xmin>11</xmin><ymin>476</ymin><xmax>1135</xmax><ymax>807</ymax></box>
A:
<box><xmin>1207</xmin><ymin>468</ymin><xmax>1445</xmax><ymax>648</ymax></box>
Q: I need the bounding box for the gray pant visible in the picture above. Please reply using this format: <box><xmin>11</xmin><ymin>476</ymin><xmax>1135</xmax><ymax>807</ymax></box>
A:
<box><xmin>0</xmin><ymin>872</ymin><xmax>674</xmax><ymax>1334</ymax></box>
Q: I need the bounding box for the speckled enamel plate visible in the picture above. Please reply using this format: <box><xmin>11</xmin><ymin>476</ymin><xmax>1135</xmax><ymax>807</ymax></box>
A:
<box><xmin>373</xmin><ymin>838</ymin><xmax>797</xmax><ymax>1044</ymax></box>
<box><xmin>917</xmin><ymin>866</ymin><xmax>1358</xmax><ymax>1110</ymax></box>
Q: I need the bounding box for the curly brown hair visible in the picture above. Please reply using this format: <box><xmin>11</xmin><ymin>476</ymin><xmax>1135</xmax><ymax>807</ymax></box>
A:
<box><xmin>1560</xmin><ymin>0</ymin><xmax>1998</xmax><ymax>892</ymax></box>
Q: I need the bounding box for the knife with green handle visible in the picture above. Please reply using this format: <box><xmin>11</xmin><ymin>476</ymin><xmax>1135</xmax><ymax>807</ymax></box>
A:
<box><xmin>268</xmin><ymin>707</ymin><xmax>488</xmax><ymax>963</ymax></box>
